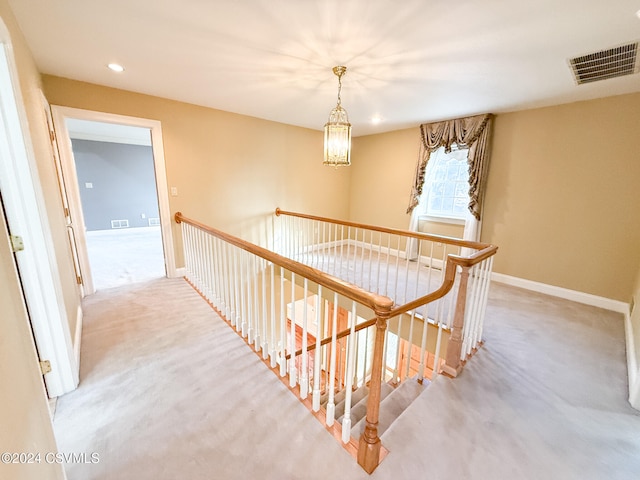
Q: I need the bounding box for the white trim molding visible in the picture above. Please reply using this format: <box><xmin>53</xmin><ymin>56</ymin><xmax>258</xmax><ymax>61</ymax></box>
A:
<box><xmin>492</xmin><ymin>272</ymin><xmax>638</xmax><ymax>410</ymax></box>
<box><xmin>74</xmin><ymin>305</ymin><xmax>83</xmax><ymax>367</ymax></box>
<box><xmin>625</xmin><ymin>310</ymin><xmax>640</xmax><ymax>410</ymax></box>
<box><xmin>491</xmin><ymin>272</ymin><xmax>629</xmax><ymax>314</ymax></box>
<box><xmin>50</xmin><ymin>106</ymin><xmax>178</xmax><ymax>289</ymax></box>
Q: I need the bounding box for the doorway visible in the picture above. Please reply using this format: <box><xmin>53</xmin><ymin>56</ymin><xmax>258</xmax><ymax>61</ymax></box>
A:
<box><xmin>51</xmin><ymin>107</ymin><xmax>177</xmax><ymax>295</ymax></box>
<box><xmin>67</xmin><ymin>120</ymin><xmax>164</xmax><ymax>290</ymax></box>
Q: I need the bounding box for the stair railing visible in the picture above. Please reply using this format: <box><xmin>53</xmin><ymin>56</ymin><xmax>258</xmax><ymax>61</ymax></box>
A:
<box><xmin>176</xmin><ymin>210</ymin><xmax>497</xmax><ymax>473</ymax></box>
<box><xmin>274</xmin><ymin>208</ymin><xmax>497</xmax><ymax>377</ymax></box>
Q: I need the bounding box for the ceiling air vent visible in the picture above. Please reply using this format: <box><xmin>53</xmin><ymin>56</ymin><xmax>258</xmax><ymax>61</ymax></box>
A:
<box><xmin>569</xmin><ymin>42</ymin><xmax>639</xmax><ymax>85</ymax></box>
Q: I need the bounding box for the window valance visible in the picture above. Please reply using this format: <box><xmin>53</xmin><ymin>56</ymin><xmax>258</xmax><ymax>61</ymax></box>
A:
<box><xmin>407</xmin><ymin>113</ymin><xmax>494</xmax><ymax>220</ymax></box>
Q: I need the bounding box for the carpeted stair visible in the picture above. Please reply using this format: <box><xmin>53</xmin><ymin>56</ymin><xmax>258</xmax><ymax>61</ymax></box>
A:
<box><xmin>321</xmin><ymin>377</ymin><xmax>429</xmax><ymax>440</ymax></box>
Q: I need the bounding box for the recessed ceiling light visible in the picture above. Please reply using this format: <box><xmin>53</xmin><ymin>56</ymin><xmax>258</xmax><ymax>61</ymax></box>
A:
<box><xmin>636</xmin><ymin>9</ymin><xmax>640</xmax><ymax>20</ymax></box>
<box><xmin>107</xmin><ymin>63</ymin><xmax>124</xmax><ymax>72</ymax></box>
<box><xmin>371</xmin><ymin>115</ymin><xmax>382</xmax><ymax>125</ymax></box>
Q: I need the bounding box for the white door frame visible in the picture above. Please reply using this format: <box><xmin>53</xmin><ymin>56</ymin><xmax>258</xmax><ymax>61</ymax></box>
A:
<box><xmin>0</xmin><ymin>27</ymin><xmax>78</xmax><ymax>397</ymax></box>
<box><xmin>50</xmin><ymin>106</ymin><xmax>178</xmax><ymax>295</ymax></box>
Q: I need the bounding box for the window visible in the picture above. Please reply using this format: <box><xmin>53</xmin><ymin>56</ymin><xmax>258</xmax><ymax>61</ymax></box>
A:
<box><xmin>420</xmin><ymin>145</ymin><xmax>470</xmax><ymax>221</ymax></box>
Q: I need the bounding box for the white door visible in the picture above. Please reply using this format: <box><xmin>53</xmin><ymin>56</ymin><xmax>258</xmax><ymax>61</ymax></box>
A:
<box><xmin>41</xmin><ymin>92</ymin><xmax>87</xmax><ymax>296</ymax></box>
<box><xmin>0</xmin><ymin>41</ymin><xmax>78</xmax><ymax>397</ymax></box>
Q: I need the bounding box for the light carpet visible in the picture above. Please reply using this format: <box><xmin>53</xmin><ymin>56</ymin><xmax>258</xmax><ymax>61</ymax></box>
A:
<box><xmin>53</xmin><ymin>277</ymin><xmax>640</xmax><ymax>479</ymax></box>
<box><xmin>85</xmin><ymin>227</ymin><xmax>165</xmax><ymax>291</ymax></box>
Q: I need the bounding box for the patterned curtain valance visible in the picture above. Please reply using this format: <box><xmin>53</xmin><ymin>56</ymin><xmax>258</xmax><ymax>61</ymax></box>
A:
<box><xmin>407</xmin><ymin>113</ymin><xmax>494</xmax><ymax>220</ymax></box>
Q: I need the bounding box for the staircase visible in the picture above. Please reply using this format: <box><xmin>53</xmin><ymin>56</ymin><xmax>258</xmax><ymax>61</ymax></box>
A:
<box><xmin>322</xmin><ymin>377</ymin><xmax>429</xmax><ymax>441</ymax></box>
<box><xmin>175</xmin><ymin>209</ymin><xmax>498</xmax><ymax>473</ymax></box>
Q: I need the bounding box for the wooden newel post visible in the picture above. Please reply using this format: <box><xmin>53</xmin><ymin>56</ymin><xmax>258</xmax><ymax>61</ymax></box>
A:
<box><xmin>442</xmin><ymin>265</ymin><xmax>470</xmax><ymax>377</ymax></box>
<box><xmin>357</xmin><ymin>312</ymin><xmax>389</xmax><ymax>474</ymax></box>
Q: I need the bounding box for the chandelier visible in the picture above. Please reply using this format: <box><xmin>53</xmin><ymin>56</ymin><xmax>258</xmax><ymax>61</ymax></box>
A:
<box><xmin>323</xmin><ymin>66</ymin><xmax>351</xmax><ymax>167</ymax></box>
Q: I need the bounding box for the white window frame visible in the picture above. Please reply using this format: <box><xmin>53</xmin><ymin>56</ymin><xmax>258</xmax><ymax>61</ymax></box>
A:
<box><xmin>418</xmin><ymin>145</ymin><xmax>471</xmax><ymax>224</ymax></box>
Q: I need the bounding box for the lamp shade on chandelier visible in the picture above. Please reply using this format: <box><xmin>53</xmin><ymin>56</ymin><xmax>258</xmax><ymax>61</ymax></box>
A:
<box><xmin>324</xmin><ymin>66</ymin><xmax>352</xmax><ymax>167</ymax></box>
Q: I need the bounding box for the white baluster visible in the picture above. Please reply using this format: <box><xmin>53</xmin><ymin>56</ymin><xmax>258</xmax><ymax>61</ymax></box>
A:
<box><xmin>247</xmin><ymin>254</ymin><xmax>254</xmax><ymax>344</ymax></box>
<box><xmin>181</xmin><ymin>224</ymin><xmax>189</xmax><ymax>280</ymax></box>
<box><xmin>208</xmin><ymin>235</ymin><xmax>216</xmax><ymax>304</ymax></box>
<box><xmin>270</xmin><ymin>262</ymin><xmax>277</xmax><ymax>367</ymax></box>
<box><xmin>433</xmin><ymin>322</ymin><xmax>443</xmax><ymax>378</ymax></box>
<box><xmin>289</xmin><ymin>272</ymin><xmax>297</xmax><ymax>387</ymax></box>
<box><xmin>359</xmin><ymin>228</ymin><xmax>365</xmax><ymax>288</ymax></box>
<box><xmin>279</xmin><ymin>266</ymin><xmax>287</xmax><ymax>377</ymax></box>
<box><xmin>262</xmin><ymin>259</ymin><xmax>268</xmax><ymax>359</ymax></box>
<box><xmin>240</xmin><ymin>252</ymin><xmax>247</xmax><ymax>337</ymax></box>
<box><xmin>321</xmin><ymin>222</ymin><xmax>327</xmax><ymax>272</ymax></box>
<box><xmin>326</xmin><ymin>292</ymin><xmax>339</xmax><ymax>426</ymax></box>
<box><xmin>375</xmin><ymin>233</ymin><xmax>383</xmax><ymax>296</ymax></box>
<box><xmin>363</xmin><ymin>324</ymin><xmax>370</xmax><ymax>385</ymax></box>
<box><xmin>381</xmin><ymin>327</ymin><xmax>389</xmax><ymax>383</ymax></box>
<box><xmin>393</xmin><ymin>236</ymin><xmax>401</xmax><ymax>303</ymax></box>
<box><xmin>341</xmin><ymin>301</ymin><xmax>358</xmax><ymax>444</ymax></box>
<box><xmin>383</xmin><ymin>234</ymin><xmax>391</xmax><ymax>297</ymax></box>
<box><xmin>476</xmin><ymin>256</ymin><xmax>494</xmax><ymax>345</ymax></box>
<box><xmin>253</xmin><ymin>254</ymin><xmax>260</xmax><ymax>349</ymax></box>
<box><xmin>300</xmin><ymin>278</ymin><xmax>309</xmax><ymax>399</ymax></box>
<box><xmin>462</xmin><ymin>263</ymin><xmax>480</xmax><ymax>357</ymax></box>
<box><xmin>312</xmin><ymin>285</ymin><xmax>323</xmax><ymax>411</ymax></box>
<box><xmin>368</xmin><ymin>230</ymin><xmax>375</xmax><ymax>292</ymax></box>
<box><xmin>223</xmin><ymin>241</ymin><xmax>232</xmax><ymax>319</ymax></box>
<box><xmin>392</xmin><ymin>313</ymin><xmax>403</xmax><ymax>385</ymax></box>
<box><xmin>233</xmin><ymin>247</ymin><xmax>241</xmax><ymax>330</ymax></box>
<box><xmin>417</xmin><ymin>243</ymin><xmax>434</xmax><ymax>381</ymax></box>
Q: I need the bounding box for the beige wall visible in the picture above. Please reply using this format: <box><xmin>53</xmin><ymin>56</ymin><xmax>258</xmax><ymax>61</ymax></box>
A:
<box><xmin>42</xmin><ymin>76</ymin><xmax>352</xmax><ymax>267</ymax></box>
<box><xmin>483</xmin><ymin>95</ymin><xmax>640</xmax><ymax>302</ymax></box>
<box><xmin>350</xmin><ymin>95</ymin><xmax>640</xmax><ymax>302</ymax></box>
<box><xmin>0</xmin><ymin>2</ymin><xmax>66</xmax><ymax>478</ymax></box>
<box><xmin>350</xmin><ymin>128</ymin><xmax>418</xmax><ymax>229</ymax></box>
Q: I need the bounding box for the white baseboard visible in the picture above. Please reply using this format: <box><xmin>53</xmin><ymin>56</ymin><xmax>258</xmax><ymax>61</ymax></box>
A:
<box><xmin>625</xmin><ymin>310</ymin><xmax>640</xmax><ymax>410</ymax></box>
<box><xmin>74</xmin><ymin>305</ymin><xmax>83</xmax><ymax>366</ymax></box>
<box><xmin>491</xmin><ymin>272</ymin><xmax>629</xmax><ymax>314</ymax></box>
<box><xmin>174</xmin><ymin>267</ymin><xmax>186</xmax><ymax>277</ymax></box>
<box><xmin>492</xmin><ymin>272</ymin><xmax>638</xmax><ymax>410</ymax></box>
<box><xmin>349</xmin><ymin>239</ymin><xmax>445</xmax><ymax>270</ymax></box>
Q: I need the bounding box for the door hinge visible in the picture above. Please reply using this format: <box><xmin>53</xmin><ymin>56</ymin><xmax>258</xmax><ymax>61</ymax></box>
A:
<box><xmin>10</xmin><ymin>235</ymin><xmax>24</xmax><ymax>252</ymax></box>
<box><xmin>64</xmin><ymin>207</ymin><xmax>70</xmax><ymax>217</ymax></box>
<box><xmin>76</xmin><ymin>275</ymin><xmax>83</xmax><ymax>285</ymax></box>
<box><xmin>40</xmin><ymin>360</ymin><xmax>52</xmax><ymax>375</ymax></box>
<box><xmin>49</xmin><ymin>130</ymin><xmax>55</xmax><ymax>143</ymax></box>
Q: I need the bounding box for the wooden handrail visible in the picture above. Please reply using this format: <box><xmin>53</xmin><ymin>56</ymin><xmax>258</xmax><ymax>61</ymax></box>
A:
<box><xmin>175</xmin><ymin>212</ymin><xmax>394</xmax><ymax>315</ymax></box>
<box><xmin>285</xmin><ymin>317</ymin><xmax>378</xmax><ymax>360</ymax></box>
<box><xmin>275</xmin><ymin>207</ymin><xmax>494</xmax><ymax>252</ymax></box>
<box><xmin>285</xmin><ymin>260</ymin><xmax>457</xmax><ymax>361</ymax></box>
<box><xmin>178</xmin><ymin>209</ymin><xmax>498</xmax><ymax>474</ymax></box>
<box><xmin>388</xmin><ymin>258</ymin><xmax>458</xmax><ymax>318</ymax></box>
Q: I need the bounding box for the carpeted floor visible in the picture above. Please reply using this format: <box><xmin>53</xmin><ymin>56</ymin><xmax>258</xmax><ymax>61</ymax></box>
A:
<box><xmin>85</xmin><ymin>227</ymin><xmax>165</xmax><ymax>291</ymax></box>
<box><xmin>53</xmin><ymin>277</ymin><xmax>640</xmax><ymax>479</ymax></box>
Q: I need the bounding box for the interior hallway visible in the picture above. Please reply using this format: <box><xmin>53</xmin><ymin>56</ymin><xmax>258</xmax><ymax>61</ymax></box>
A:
<box><xmin>52</xmin><ymin>278</ymin><xmax>640</xmax><ymax>479</ymax></box>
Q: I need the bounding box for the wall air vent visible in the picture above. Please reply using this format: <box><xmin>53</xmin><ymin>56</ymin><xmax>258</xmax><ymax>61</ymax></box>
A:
<box><xmin>569</xmin><ymin>42</ymin><xmax>639</xmax><ymax>85</ymax></box>
<box><xmin>111</xmin><ymin>219</ymin><xmax>129</xmax><ymax>229</ymax></box>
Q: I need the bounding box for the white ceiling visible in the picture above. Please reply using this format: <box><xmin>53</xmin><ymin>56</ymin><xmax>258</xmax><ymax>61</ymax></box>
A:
<box><xmin>66</xmin><ymin>118</ymin><xmax>151</xmax><ymax>146</ymax></box>
<box><xmin>9</xmin><ymin>0</ymin><xmax>640</xmax><ymax>136</ymax></box>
